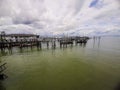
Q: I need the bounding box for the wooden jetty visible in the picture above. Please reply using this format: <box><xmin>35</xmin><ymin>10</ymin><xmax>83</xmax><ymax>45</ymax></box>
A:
<box><xmin>0</xmin><ymin>63</ymin><xmax>7</xmax><ymax>80</ymax></box>
<box><xmin>0</xmin><ymin>32</ymin><xmax>90</xmax><ymax>52</ymax></box>
<box><xmin>60</xmin><ymin>40</ymin><xmax>73</xmax><ymax>48</ymax></box>
<box><xmin>75</xmin><ymin>37</ymin><xmax>89</xmax><ymax>45</ymax></box>
<box><xmin>0</xmin><ymin>63</ymin><xmax>7</xmax><ymax>73</ymax></box>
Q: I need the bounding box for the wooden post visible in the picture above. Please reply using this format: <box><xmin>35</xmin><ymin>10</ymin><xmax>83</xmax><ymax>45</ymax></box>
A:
<box><xmin>30</xmin><ymin>40</ymin><xmax>33</xmax><ymax>50</ymax></box>
<box><xmin>52</xmin><ymin>40</ymin><xmax>56</xmax><ymax>49</ymax></box>
<box><xmin>36</xmin><ymin>40</ymin><xmax>39</xmax><ymax>50</ymax></box>
<box><xmin>53</xmin><ymin>41</ymin><xmax>56</xmax><ymax>49</ymax></box>
<box><xmin>0</xmin><ymin>63</ymin><xmax>7</xmax><ymax>73</ymax></box>
<box><xmin>39</xmin><ymin>41</ymin><xmax>42</xmax><ymax>49</ymax></box>
<box><xmin>19</xmin><ymin>40</ymin><xmax>23</xmax><ymax>50</ymax></box>
<box><xmin>60</xmin><ymin>42</ymin><xmax>62</xmax><ymax>48</ymax></box>
<box><xmin>0</xmin><ymin>63</ymin><xmax>7</xmax><ymax>80</ymax></box>
<box><xmin>8</xmin><ymin>39</ymin><xmax>12</xmax><ymax>53</ymax></box>
<box><xmin>47</xmin><ymin>41</ymin><xmax>49</xmax><ymax>49</ymax></box>
<box><xmin>1</xmin><ymin>40</ymin><xmax>5</xmax><ymax>51</ymax></box>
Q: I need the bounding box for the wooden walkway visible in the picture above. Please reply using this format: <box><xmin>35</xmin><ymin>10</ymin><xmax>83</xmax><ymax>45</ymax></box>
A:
<box><xmin>0</xmin><ymin>63</ymin><xmax>7</xmax><ymax>73</ymax></box>
<box><xmin>0</xmin><ymin>63</ymin><xmax>7</xmax><ymax>80</ymax></box>
<box><xmin>0</xmin><ymin>37</ymin><xmax>90</xmax><ymax>52</ymax></box>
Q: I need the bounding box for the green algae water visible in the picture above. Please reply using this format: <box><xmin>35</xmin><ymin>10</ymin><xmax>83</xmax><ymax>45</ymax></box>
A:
<box><xmin>0</xmin><ymin>37</ymin><xmax>120</xmax><ymax>90</ymax></box>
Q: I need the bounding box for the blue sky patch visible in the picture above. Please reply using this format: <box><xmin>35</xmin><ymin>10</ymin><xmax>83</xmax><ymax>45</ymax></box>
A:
<box><xmin>89</xmin><ymin>0</ymin><xmax>99</xmax><ymax>7</ymax></box>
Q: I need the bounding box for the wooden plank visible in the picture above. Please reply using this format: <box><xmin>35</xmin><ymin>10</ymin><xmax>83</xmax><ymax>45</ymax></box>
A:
<box><xmin>0</xmin><ymin>63</ymin><xmax>7</xmax><ymax>73</ymax></box>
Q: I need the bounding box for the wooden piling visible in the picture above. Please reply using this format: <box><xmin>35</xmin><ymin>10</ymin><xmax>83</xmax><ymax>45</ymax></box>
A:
<box><xmin>0</xmin><ymin>63</ymin><xmax>7</xmax><ymax>73</ymax></box>
<box><xmin>0</xmin><ymin>35</ymin><xmax>89</xmax><ymax>52</ymax></box>
<box><xmin>47</xmin><ymin>41</ymin><xmax>49</xmax><ymax>49</ymax></box>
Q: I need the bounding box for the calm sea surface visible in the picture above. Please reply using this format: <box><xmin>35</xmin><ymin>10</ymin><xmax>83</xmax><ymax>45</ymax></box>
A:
<box><xmin>0</xmin><ymin>37</ymin><xmax>120</xmax><ymax>90</ymax></box>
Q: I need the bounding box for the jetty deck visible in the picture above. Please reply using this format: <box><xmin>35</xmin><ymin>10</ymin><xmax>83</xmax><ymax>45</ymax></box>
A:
<box><xmin>0</xmin><ymin>32</ymin><xmax>90</xmax><ymax>52</ymax></box>
<box><xmin>0</xmin><ymin>37</ymin><xmax>89</xmax><ymax>51</ymax></box>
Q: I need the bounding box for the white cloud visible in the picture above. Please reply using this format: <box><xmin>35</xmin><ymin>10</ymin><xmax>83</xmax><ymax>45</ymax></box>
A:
<box><xmin>0</xmin><ymin>0</ymin><xmax>120</xmax><ymax>36</ymax></box>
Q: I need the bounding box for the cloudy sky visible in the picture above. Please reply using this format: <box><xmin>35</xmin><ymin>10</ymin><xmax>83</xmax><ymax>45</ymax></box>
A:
<box><xmin>0</xmin><ymin>0</ymin><xmax>120</xmax><ymax>36</ymax></box>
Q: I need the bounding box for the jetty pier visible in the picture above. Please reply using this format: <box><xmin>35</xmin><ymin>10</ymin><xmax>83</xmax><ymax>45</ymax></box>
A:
<box><xmin>0</xmin><ymin>32</ymin><xmax>90</xmax><ymax>52</ymax></box>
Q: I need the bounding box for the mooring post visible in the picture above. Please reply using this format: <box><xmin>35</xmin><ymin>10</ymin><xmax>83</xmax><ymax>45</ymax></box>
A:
<box><xmin>47</xmin><ymin>41</ymin><xmax>49</xmax><ymax>49</ymax></box>
<box><xmin>0</xmin><ymin>41</ymin><xmax>3</xmax><ymax>51</ymax></box>
<box><xmin>19</xmin><ymin>40</ymin><xmax>23</xmax><ymax>50</ymax></box>
<box><xmin>53</xmin><ymin>41</ymin><xmax>56</xmax><ymax>49</ymax></box>
<box><xmin>2</xmin><ymin>40</ymin><xmax>5</xmax><ymax>51</ymax></box>
<box><xmin>39</xmin><ymin>41</ymin><xmax>42</xmax><ymax>49</ymax></box>
<box><xmin>26</xmin><ymin>40</ymin><xmax>28</xmax><ymax>49</ymax></box>
<box><xmin>52</xmin><ymin>40</ymin><xmax>56</xmax><ymax>49</ymax></box>
<box><xmin>8</xmin><ymin>39</ymin><xmax>12</xmax><ymax>52</ymax></box>
<box><xmin>30</xmin><ymin>40</ymin><xmax>33</xmax><ymax>50</ymax></box>
<box><xmin>36</xmin><ymin>40</ymin><xmax>39</xmax><ymax>50</ymax></box>
<box><xmin>60</xmin><ymin>42</ymin><xmax>62</xmax><ymax>48</ymax></box>
<box><xmin>71</xmin><ymin>41</ymin><xmax>73</xmax><ymax>47</ymax></box>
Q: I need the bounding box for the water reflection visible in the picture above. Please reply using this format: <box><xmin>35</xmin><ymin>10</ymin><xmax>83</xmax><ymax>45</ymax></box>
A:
<box><xmin>1</xmin><ymin>37</ymin><xmax>120</xmax><ymax>90</ymax></box>
<box><xmin>93</xmin><ymin>37</ymin><xmax>101</xmax><ymax>49</ymax></box>
<box><xmin>75</xmin><ymin>41</ymin><xmax>88</xmax><ymax>48</ymax></box>
<box><xmin>98</xmin><ymin>37</ymin><xmax>101</xmax><ymax>48</ymax></box>
<box><xmin>0</xmin><ymin>51</ymin><xmax>9</xmax><ymax>57</ymax></box>
<box><xmin>0</xmin><ymin>39</ymin><xmax>89</xmax><ymax>56</ymax></box>
<box><xmin>83</xmin><ymin>43</ymin><xmax>87</xmax><ymax>47</ymax></box>
<box><xmin>93</xmin><ymin>38</ymin><xmax>95</xmax><ymax>48</ymax></box>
